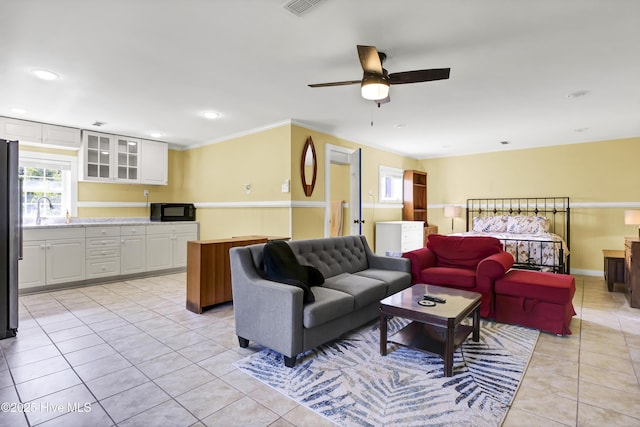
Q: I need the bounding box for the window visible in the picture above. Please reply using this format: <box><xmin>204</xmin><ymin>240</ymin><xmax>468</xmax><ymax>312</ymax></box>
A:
<box><xmin>378</xmin><ymin>165</ymin><xmax>404</xmax><ymax>203</ymax></box>
<box><xmin>19</xmin><ymin>152</ymin><xmax>78</xmax><ymax>219</ymax></box>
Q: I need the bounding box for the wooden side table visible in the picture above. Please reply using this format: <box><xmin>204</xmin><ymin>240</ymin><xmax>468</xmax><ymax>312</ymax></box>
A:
<box><xmin>603</xmin><ymin>249</ymin><xmax>625</xmax><ymax>292</ymax></box>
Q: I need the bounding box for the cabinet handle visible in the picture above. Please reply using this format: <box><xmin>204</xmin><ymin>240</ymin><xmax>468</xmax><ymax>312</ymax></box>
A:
<box><xmin>40</xmin><ymin>245</ymin><xmax>45</xmax><ymax>250</ymax></box>
<box><xmin>101</xmin><ymin>229</ymin><xmax>106</xmax><ymax>234</ymax></box>
<box><xmin>101</xmin><ymin>251</ymin><xmax>106</xmax><ymax>255</ymax></box>
<box><xmin>46</xmin><ymin>244</ymin><xmax>51</xmax><ymax>249</ymax></box>
<box><xmin>121</xmin><ymin>240</ymin><xmax>125</xmax><ymax>244</ymax></box>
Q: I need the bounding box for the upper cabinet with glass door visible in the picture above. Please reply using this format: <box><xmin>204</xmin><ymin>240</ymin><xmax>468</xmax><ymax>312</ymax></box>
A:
<box><xmin>81</xmin><ymin>131</ymin><xmax>113</xmax><ymax>181</ymax></box>
<box><xmin>115</xmin><ymin>136</ymin><xmax>139</xmax><ymax>183</ymax></box>
<box><xmin>79</xmin><ymin>130</ymin><xmax>167</xmax><ymax>185</ymax></box>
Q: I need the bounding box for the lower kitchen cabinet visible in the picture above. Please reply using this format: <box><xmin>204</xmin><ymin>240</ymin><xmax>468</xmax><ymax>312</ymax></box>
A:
<box><xmin>18</xmin><ymin>222</ymin><xmax>198</xmax><ymax>291</ymax></box>
<box><xmin>19</xmin><ymin>228</ymin><xmax>86</xmax><ymax>289</ymax></box>
<box><xmin>146</xmin><ymin>223</ymin><xmax>198</xmax><ymax>271</ymax></box>
<box><xmin>121</xmin><ymin>225</ymin><xmax>146</xmax><ymax>274</ymax></box>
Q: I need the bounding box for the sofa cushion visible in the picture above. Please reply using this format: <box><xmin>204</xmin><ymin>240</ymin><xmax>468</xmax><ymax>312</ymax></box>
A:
<box><xmin>419</xmin><ymin>267</ymin><xmax>477</xmax><ymax>289</ymax></box>
<box><xmin>303</xmin><ymin>286</ymin><xmax>355</xmax><ymax>328</ymax></box>
<box><xmin>263</xmin><ymin>241</ymin><xmax>324</xmax><ymax>303</ymax></box>
<box><xmin>495</xmin><ymin>270</ymin><xmax>575</xmax><ymax>304</ymax></box>
<box><xmin>289</xmin><ymin>236</ymin><xmax>369</xmax><ymax>279</ymax></box>
<box><xmin>323</xmin><ymin>273</ymin><xmax>387</xmax><ymax>309</ymax></box>
<box><xmin>355</xmin><ymin>269</ymin><xmax>412</xmax><ymax>296</ymax></box>
<box><xmin>427</xmin><ymin>234</ymin><xmax>503</xmax><ymax>269</ymax></box>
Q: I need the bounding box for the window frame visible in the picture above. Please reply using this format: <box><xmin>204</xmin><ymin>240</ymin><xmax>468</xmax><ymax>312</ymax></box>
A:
<box><xmin>19</xmin><ymin>150</ymin><xmax>78</xmax><ymax>217</ymax></box>
<box><xmin>378</xmin><ymin>165</ymin><xmax>404</xmax><ymax>203</ymax></box>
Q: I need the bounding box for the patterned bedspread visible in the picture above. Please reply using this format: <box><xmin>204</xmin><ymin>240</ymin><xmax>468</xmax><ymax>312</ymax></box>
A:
<box><xmin>453</xmin><ymin>231</ymin><xmax>569</xmax><ymax>271</ymax></box>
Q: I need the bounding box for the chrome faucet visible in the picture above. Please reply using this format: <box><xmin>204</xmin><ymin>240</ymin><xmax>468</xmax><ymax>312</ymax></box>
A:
<box><xmin>36</xmin><ymin>196</ymin><xmax>54</xmax><ymax>225</ymax></box>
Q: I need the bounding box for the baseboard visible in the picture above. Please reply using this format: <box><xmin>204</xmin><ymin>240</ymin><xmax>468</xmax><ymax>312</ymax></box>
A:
<box><xmin>570</xmin><ymin>268</ymin><xmax>603</xmax><ymax>277</ymax></box>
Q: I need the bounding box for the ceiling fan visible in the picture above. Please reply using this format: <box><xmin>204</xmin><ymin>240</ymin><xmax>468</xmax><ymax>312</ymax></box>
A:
<box><xmin>308</xmin><ymin>45</ymin><xmax>450</xmax><ymax>105</ymax></box>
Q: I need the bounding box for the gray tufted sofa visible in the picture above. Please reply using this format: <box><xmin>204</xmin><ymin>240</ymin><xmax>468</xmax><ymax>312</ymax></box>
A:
<box><xmin>229</xmin><ymin>235</ymin><xmax>411</xmax><ymax>367</ymax></box>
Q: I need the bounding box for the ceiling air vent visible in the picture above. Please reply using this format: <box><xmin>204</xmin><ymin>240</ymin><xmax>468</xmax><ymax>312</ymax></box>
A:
<box><xmin>284</xmin><ymin>0</ymin><xmax>324</xmax><ymax>16</ymax></box>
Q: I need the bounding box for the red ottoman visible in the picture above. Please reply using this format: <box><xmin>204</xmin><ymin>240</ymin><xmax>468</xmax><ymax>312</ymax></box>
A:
<box><xmin>494</xmin><ymin>270</ymin><xmax>576</xmax><ymax>335</ymax></box>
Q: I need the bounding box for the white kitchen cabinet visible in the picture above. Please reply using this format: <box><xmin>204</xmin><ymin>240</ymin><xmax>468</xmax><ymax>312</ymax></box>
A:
<box><xmin>80</xmin><ymin>131</ymin><xmax>167</xmax><ymax>184</ymax></box>
<box><xmin>140</xmin><ymin>139</ymin><xmax>168</xmax><ymax>185</ymax></box>
<box><xmin>0</xmin><ymin>117</ymin><xmax>81</xmax><ymax>149</ymax></box>
<box><xmin>85</xmin><ymin>226</ymin><xmax>121</xmax><ymax>279</ymax></box>
<box><xmin>42</xmin><ymin>124</ymin><xmax>81</xmax><ymax>149</ymax></box>
<box><xmin>47</xmin><ymin>238</ymin><xmax>86</xmax><ymax>285</ymax></box>
<box><xmin>19</xmin><ymin>228</ymin><xmax>86</xmax><ymax>289</ymax></box>
<box><xmin>0</xmin><ymin>117</ymin><xmax>42</xmax><ymax>143</ymax></box>
<box><xmin>80</xmin><ymin>131</ymin><xmax>114</xmax><ymax>181</ymax></box>
<box><xmin>145</xmin><ymin>223</ymin><xmax>198</xmax><ymax>271</ymax></box>
<box><xmin>18</xmin><ymin>241</ymin><xmax>46</xmax><ymax>289</ymax></box>
<box><xmin>121</xmin><ymin>225</ymin><xmax>146</xmax><ymax>274</ymax></box>
<box><xmin>375</xmin><ymin>221</ymin><xmax>425</xmax><ymax>256</ymax></box>
<box><xmin>114</xmin><ymin>136</ymin><xmax>140</xmax><ymax>183</ymax></box>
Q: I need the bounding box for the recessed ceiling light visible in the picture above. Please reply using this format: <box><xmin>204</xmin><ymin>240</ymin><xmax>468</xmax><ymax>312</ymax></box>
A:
<box><xmin>92</xmin><ymin>121</ymin><xmax>106</xmax><ymax>127</ymax></box>
<box><xmin>32</xmin><ymin>69</ymin><xmax>59</xmax><ymax>80</ymax></box>
<box><xmin>574</xmin><ymin>127</ymin><xmax>590</xmax><ymax>133</ymax></box>
<box><xmin>203</xmin><ymin>111</ymin><xmax>221</xmax><ymax>119</ymax></box>
<box><xmin>393</xmin><ymin>123</ymin><xmax>406</xmax><ymax>129</ymax></box>
<box><xmin>500</xmin><ymin>140</ymin><xmax>510</xmax><ymax>145</ymax></box>
<box><xmin>11</xmin><ymin>108</ymin><xmax>26</xmax><ymax>114</ymax></box>
<box><xmin>149</xmin><ymin>132</ymin><xmax>163</xmax><ymax>138</ymax></box>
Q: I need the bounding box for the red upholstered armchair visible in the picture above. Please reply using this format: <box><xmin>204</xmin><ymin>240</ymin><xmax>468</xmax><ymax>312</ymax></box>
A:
<box><xmin>402</xmin><ymin>234</ymin><xmax>514</xmax><ymax>318</ymax></box>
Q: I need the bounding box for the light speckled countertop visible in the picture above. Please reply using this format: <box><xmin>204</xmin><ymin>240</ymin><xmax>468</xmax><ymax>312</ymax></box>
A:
<box><xmin>23</xmin><ymin>217</ymin><xmax>198</xmax><ymax>229</ymax></box>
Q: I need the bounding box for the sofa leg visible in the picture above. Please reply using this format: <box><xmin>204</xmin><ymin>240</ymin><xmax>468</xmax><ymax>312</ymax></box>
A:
<box><xmin>238</xmin><ymin>336</ymin><xmax>249</xmax><ymax>348</ymax></box>
<box><xmin>284</xmin><ymin>355</ymin><xmax>297</xmax><ymax>368</ymax></box>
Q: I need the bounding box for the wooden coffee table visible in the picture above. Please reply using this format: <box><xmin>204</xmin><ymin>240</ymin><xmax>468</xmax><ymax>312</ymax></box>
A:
<box><xmin>379</xmin><ymin>284</ymin><xmax>481</xmax><ymax>377</ymax></box>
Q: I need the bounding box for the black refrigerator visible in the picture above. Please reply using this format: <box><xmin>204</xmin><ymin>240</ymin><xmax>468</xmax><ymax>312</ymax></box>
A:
<box><xmin>0</xmin><ymin>139</ymin><xmax>19</xmax><ymax>339</ymax></box>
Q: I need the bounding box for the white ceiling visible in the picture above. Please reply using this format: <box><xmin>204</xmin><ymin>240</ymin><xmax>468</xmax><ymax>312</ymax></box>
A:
<box><xmin>1</xmin><ymin>0</ymin><xmax>639</xmax><ymax>159</ymax></box>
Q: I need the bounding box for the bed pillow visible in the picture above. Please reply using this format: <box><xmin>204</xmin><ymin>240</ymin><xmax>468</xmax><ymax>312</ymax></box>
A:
<box><xmin>506</xmin><ymin>216</ymin><xmax>550</xmax><ymax>234</ymax></box>
<box><xmin>472</xmin><ymin>215</ymin><xmax>508</xmax><ymax>232</ymax></box>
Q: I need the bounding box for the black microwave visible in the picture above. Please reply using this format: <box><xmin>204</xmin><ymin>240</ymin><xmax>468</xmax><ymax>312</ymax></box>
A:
<box><xmin>150</xmin><ymin>203</ymin><xmax>196</xmax><ymax>222</ymax></box>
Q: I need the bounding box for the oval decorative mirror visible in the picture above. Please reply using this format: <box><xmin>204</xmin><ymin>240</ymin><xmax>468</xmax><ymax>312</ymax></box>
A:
<box><xmin>301</xmin><ymin>136</ymin><xmax>317</xmax><ymax>197</ymax></box>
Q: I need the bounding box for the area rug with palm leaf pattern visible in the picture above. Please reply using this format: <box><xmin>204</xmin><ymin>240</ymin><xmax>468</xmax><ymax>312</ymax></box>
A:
<box><xmin>234</xmin><ymin>317</ymin><xmax>539</xmax><ymax>427</ymax></box>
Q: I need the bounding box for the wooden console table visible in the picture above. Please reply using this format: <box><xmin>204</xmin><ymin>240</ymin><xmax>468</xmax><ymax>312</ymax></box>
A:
<box><xmin>186</xmin><ymin>235</ymin><xmax>289</xmax><ymax>313</ymax></box>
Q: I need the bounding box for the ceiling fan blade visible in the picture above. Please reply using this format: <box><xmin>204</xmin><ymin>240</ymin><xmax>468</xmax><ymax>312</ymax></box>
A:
<box><xmin>357</xmin><ymin>45</ymin><xmax>383</xmax><ymax>74</ymax></box>
<box><xmin>308</xmin><ymin>80</ymin><xmax>362</xmax><ymax>88</ymax></box>
<box><xmin>389</xmin><ymin>68</ymin><xmax>450</xmax><ymax>85</ymax></box>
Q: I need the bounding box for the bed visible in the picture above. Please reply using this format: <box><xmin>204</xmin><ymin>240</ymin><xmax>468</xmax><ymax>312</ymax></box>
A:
<box><xmin>458</xmin><ymin>197</ymin><xmax>570</xmax><ymax>273</ymax></box>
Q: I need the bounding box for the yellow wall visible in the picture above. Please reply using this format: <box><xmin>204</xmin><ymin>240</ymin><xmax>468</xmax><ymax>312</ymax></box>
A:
<box><xmin>421</xmin><ymin>137</ymin><xmax>640</xmax><ymax>273</ymax></box>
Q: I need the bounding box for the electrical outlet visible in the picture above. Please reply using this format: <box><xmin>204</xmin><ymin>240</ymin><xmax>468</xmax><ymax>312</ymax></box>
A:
<box><xmin>245</xmin><ymin>184</ymin><xmax>251</xmax><ymax>194</ymax></box>
<box><xmin>143</xmin><ymin>189</ymin><xmax>149</xmax><ymax>197</ymax></box>
<box><xmin>368</xmin><ymin>190</ymin><xmax>374</xmax><ymax>197</ymax></box>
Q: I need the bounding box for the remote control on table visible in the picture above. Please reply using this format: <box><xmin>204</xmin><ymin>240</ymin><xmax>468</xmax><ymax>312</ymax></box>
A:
<box><xmin>423</xmin><ymin>295</ymin><xmax>446</xmax><ymax>304</ymax></box>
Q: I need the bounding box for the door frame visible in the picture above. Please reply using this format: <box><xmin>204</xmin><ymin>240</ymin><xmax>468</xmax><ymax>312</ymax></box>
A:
<box><xmin>324</xmin><ymin>144</ymin><xmax>361</xmax><ymax>237</ymax></box>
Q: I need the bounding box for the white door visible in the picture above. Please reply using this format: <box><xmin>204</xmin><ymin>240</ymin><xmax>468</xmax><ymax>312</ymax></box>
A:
<box><xmin>46</xmin><ymin>238</ymin><xmax>85</xmax><ymax>285</ymax></box>
<box><xmin>18</xmin><ymin>241</ymin><xmax>46</xmax><ymax>288</ymax></box>
<box><xmin>121</xmin><ymin>235</ymin><xmax>146</xmax><ymax>274</ymax></box>
<box><xmin>172</xmin><ymin>233</ymin><xmax>196</xmax><ymax>268</ymax></box>
<box><xmin>146</xmin><ymin>234</ymin><xmax>173</xmax><ymax>271</ymax></box>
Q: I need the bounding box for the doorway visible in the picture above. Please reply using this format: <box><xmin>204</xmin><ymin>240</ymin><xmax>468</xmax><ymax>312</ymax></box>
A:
<box><xmin>324</xmin><ymin>144</ymin><xmax>362</xmax><ymax>237</ymax></box>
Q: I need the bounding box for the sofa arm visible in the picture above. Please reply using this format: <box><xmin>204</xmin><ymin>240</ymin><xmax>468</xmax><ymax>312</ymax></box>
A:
<box><xmin>477</xmin><ymin>251</ymin><xmax>514</xmax><ymax>280</ymax></box>
<box><xmin>402</xmin><ymin>247</ymin><xmax>437</xmax><ymax>284</ymax></box>
<box><xmin>360</xmin><ymin>235</ymin><xmax>410</xmax><ymax>272</ymax></box>
<box><xmin>230</xmin><ymin>247</ymin><xmax>304</xmax><ymax>357</ymax></box>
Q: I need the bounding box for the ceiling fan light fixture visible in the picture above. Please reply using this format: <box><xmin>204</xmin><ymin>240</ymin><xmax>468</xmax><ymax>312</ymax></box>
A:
<box><xmin>361</xmin><ymin>73</ymin><xmax>389</xmax><ymax>101</ymax></box>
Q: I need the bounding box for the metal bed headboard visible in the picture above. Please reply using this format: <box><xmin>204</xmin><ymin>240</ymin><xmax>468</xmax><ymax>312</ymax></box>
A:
<box><xmin>466</xmin><ymin>197</ymin><xmax>571</xmax><ymax>272</ymax></box>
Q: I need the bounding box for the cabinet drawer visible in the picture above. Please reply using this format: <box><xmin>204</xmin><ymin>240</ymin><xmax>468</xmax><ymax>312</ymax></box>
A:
<box><xmin>401</xmin><ymin>222</ymin><xmax>424</xmax><ymax>232</ymax></box>
<box><xmin>121</xmin><ymin>225</ymin><xmax>145</xmax><ymax>236</ymax></box>
<box><xmin>86</xmin><ymin>226</ymin><xmax>120</xmax><ymax>238</ymax></box>
<box><xmin>146</xmin><ymin>223</ymin><xmax>198</xmax><ymax>235</ymax></box>
<box><xmin>86</xmin><ymin>236</ymin><xmax>120</xmax><ymax>249</ymax></box>
<box><xmin>86</xmin><ymin>258</ymin><xmax>120</xmax><ymax>279</ymax></box>
<box><xmin>23</xmin><ymin>227</ymin><xmax>85</xmax><ymax>241</ymax></box>
<box><xmin>86</xmin><ymin>246</ymin><xmax>120</xmax><ymax>259</ymax></box>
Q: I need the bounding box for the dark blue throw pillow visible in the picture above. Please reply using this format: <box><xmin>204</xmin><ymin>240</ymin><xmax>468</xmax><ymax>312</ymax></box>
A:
<box><xmin>263</xmin><ymin>241</ymin><xmax>324</xmax><ymax>303</ymax></box>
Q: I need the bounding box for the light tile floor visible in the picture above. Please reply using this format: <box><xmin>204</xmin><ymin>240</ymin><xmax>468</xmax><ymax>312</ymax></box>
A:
<box><xmin>0</xmin><ymin>273</ymin><xmax>638</xmax><ymax>426</ymax></box>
